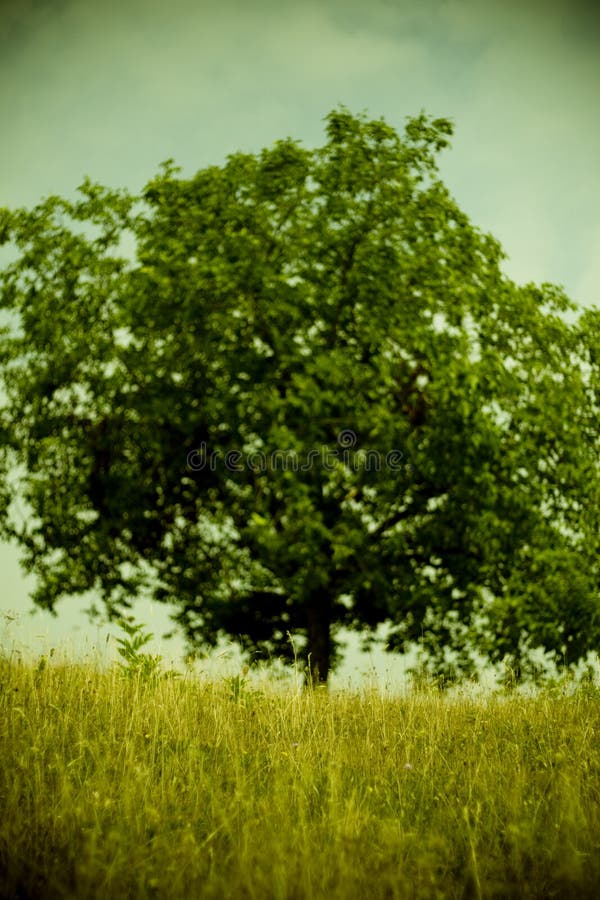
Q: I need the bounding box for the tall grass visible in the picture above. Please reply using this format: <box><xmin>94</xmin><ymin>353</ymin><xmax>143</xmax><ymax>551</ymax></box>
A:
<box><xmin>1</xmin><ymin>653</ymin><xmax>599</xmax><ymax>899</ymax></box>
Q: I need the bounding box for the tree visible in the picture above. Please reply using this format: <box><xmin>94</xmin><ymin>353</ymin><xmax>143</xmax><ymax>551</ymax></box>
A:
<box><xmin>1</xmin><ymin>109</ymin><xmax>598</xmax><ymax>683</ymax></box>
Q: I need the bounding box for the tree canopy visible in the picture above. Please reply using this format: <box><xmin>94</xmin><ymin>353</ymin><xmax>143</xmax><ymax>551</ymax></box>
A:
<box><xmin>1</xmin><ymin>108</ymin><xmax>599</xmax><ymax>682</ymax></box>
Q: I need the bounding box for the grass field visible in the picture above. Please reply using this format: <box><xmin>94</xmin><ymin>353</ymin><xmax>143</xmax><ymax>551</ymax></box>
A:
<box><xmin>1</xmin><ymin>651</ymin><xmax>600</xmax><ymax>899</ymax></box>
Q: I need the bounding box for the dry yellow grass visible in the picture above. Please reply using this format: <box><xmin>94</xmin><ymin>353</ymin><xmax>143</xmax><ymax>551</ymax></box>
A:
<box><xmin>1</xmin><ymin>653</ymin><xmax>599</xmax><ymax>899</ymax></box>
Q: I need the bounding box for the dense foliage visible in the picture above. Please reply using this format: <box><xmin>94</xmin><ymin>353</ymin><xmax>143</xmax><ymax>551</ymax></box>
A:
<box><xmin>1</xmin><ymin>109</ymin><xmax>599</xmax><ymax>680</ymax></box>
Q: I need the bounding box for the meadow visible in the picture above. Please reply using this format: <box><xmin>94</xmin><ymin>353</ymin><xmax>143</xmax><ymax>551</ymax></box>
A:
<box><xmin>1</xmin><ymin>649</ymin><xmax>600</xmax><ymax>899</ymax></box>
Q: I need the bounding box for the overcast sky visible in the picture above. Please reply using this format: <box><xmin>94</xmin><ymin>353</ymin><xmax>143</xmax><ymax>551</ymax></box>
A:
<box><xmin>1</xmin><ymin>0</ymin><xmax>599</xmax><ymax>679</ymax></box>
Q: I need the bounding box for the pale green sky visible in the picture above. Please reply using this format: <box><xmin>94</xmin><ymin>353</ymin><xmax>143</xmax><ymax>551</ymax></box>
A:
<box><xmin>1</xmin><ymin>0</ymin><xmax>599</xmax><ymax>678</ymax></box>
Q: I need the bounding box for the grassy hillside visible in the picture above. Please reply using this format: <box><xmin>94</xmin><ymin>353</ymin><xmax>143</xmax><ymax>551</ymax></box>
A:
<box><xmin>1</xmin><ymin>654</ymin><xmax>599</xmax><ymax>899</ymax></box>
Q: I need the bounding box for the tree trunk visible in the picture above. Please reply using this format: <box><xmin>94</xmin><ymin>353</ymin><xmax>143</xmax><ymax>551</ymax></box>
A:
<box><xmin>305</xmin><ymin>598</ymin><xmax>331</xmax><ymax>685</ymax></box>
